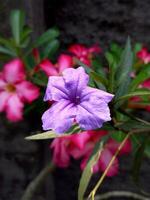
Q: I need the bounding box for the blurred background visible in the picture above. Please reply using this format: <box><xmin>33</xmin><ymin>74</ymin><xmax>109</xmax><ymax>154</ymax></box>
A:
<box><xmin>0</xmin><ymin>0</ymin><xmax>150</xmax><ymax>200</ymax></box>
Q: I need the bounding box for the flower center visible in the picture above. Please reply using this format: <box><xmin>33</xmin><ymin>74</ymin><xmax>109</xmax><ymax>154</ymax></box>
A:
<box><xmin>6</xmin><ymin>84</ymin><xmax>16</xmax><ymax>93</ymax></box>
<box><xmin>72</xmin><ymin>95</ymin><xmax>81</xmax><ymax>105</ymax></box>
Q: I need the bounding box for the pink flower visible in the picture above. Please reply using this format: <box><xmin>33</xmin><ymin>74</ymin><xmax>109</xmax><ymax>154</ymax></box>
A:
<box><xmin>68</xmin><ymin>44</ymin><xmax>101</xmax><ymax>66</ymax></box>
<box><xmin>39</xmin><ymin>54</ymin><xmax>73</xmax><ymax>76</ymax></box>
<box><xmin>137</xmin><ymin>47</ymin><xmax>150</xmax><ymax>64</ymax></box>
<box><xmin>80</xmin><ymin>132</ymin><xmax>131</xmax><ymax>177</ymax></box>
<box><xmin>50</xmin><ymin>130</ymin><xmax>132</xmax><ymax>177</ymax></box>
<box><xmin>0</xmin><ymin>59</ymin><xmax>40</xmax><ymax>122</ymax></box>
<box><xmin>129</xmin><ymin>78</ymin><xmax>150</xmax><ymax>111</ymax></box>
<box><xmin>50</xmin><ymin>132</ymin><xmax>90</xmax><ymax>167</ymax></box>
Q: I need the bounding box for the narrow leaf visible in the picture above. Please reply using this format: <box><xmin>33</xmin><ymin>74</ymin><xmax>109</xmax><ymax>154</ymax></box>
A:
<box><xmin>34</xmin><ymin>28</ymin><xmax>59</xmax><ymax>47</ymax></box>
<box><xmin>42</xmin><ymin>39</ymin><xmax>60</xmax><ymax>58</ymax></box>
<box><xmin>10</xmin><ymin>10</ymin><xmax>25</xmax><ymax>45</ymax></box>
<box><xmin>116</xmin><ymin>90</ymin><xmax>150</xmax><ymax>102</ymax></box>
<box><xmin>115</xmin><ymin>37</ymin><xmax>133</xmax><ymax>99</ymax></box>
<box><xmin>78</xmin><ymin>141</ymin><xmax>104</xmax><ymax>200</ymax></box>
<box><xmin>0</xmin><ymin>45</ymin><xmax>16</xmax><ymax>56</ymax></box>
<box><xmin>25</xmin><ymin>131</ymin><xmax>69</xmax><ymax>140</ymax></box>
<box><xmin>90</xmin><ymin>71</ymin><xmax>108</xmax><ymax>87</ymax></box>
<box><xmin>129</xmin><ymin>65</ymin><xmax>150</xmax><ymax>91</ymax></box>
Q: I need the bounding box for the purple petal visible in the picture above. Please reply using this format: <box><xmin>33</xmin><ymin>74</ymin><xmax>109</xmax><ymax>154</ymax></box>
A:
<box><xmin>62</xmin><ymin>67</ymin><xmax>89</xmax><ymax>96</ymax></box>
<box><xmin>76</xmin><ymin>98</ymin><xmax>112</xmax><ymax>130</ymax></box>
<box><xmin>44</xmin><ymin>76</ymin><xmax>69</xmax><ymax>101</ymax></box>
<box><xmin>42</xmin><ymin>100</ymin><xmax>77</xmax><ymax>134</ymax></box>
<box><xmin>81</xmin><ymin>87</ymin><xmax>114</xmax><ymax>103</ymax></box>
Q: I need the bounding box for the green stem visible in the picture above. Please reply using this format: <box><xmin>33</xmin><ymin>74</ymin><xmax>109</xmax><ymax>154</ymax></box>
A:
<box><xmin>94</xmin><ymin>191</ymin><xmax>149</xmax><ymax>200</ymax></box>
<box><xmin>21</xmin><ymin>162</ymin><xmax>55</xmax><ymax>200</ymax></box>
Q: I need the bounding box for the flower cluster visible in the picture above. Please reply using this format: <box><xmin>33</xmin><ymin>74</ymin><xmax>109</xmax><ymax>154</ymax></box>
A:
<box><xmin>0</xmin><ymin>59</ymin><xmax>39</xmax><ymax>121</ymax></box>
<box><xmin>1</xmin><ymin>11</ymin><xmax>150</xmax><ymax>198</ymax></box>
<box><xmin>51</xmin><ymin>130</ymin><xmax>132</xmax><ymax>176</ymax></box>
<box><xmin>0</xmin><ymin>43</ymin><xmax>100</xmax><ymax>122</ymax></box>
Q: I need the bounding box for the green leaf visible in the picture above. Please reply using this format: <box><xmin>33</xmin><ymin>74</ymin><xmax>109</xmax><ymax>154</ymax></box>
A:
<box><xmin>129</xmin><ymin>65</ymin><xmax>150</xmax><ymax>91</ymax></box>
<box><xmin>116</xmin><ymin>37</ymin><xmax>133</xmax><ymax>85</ymax></box>
<box><xmin>90</xmin><ymin>71</ymin><xmax>108</xmax><ymax>87</ymax></box>
<box><xmin>116</xmin><ymin>89</ymin><xmax>150</xmax><ymax>102</ymax></box>
<box><xmin>42</xmin><ymin>39</ymin><xmax>60</xmax><ymax>58</ymax></box>
<box><xmin>78</xmin><ymin>140</ymin><xmax>104</xmax><ymax>200</ymax></box>
<box><xmin>105</xmin><ymin>52</ymin><xmax>114</xmax><ymax>65</ymax></box>
<box><xmin>25</xmin><ymin>131</ymin><xmax>69</xmax><ymax>140</ymax></box>
<box><xmin>132</xmin><ymin>138</ymin><xmax>147</xmax><ymax>183</ymax></box>
<box><xmin>115</xmin><ymin>37</ymin><xmax>133</xmax><ymax>99</ymax></box>
<box><xmin>10</xmin><ymin>10</ymin><xmax>25</xmax><ymax>45</ymax></box>
<box><xmin>111</xmin><ymin>131</ymin><xmax>126</xmax><ymax>142</ymax></box>
<box><xmin>115</xmin><ymin>119</ymin><xmax>150</xmax><ymax>132</ymax></box>
<box><xmin>20</xmin><ymin>26</ymin><xmax>32</xmax><ymax>43</ymax></box>
<box><xmin>0</xmin><ymin>45</ymin><xmax>16</xmax><ymax>56</ymax></box>
<box><xmin>133</xmin><ymin>43</ymin><xmax>142</xmax><ymax>54</ymax></box>
<box><xmin>34</xmin><ymin>28</ymin><xmax>59</xmax><ymax>47</ymax></box>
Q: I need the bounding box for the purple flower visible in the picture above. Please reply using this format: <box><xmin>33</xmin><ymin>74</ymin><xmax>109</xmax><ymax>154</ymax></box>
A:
<box><xmin>42</xmin><ymin>67</ymin><xmax>114</xmax><ymax>134</ymax></box>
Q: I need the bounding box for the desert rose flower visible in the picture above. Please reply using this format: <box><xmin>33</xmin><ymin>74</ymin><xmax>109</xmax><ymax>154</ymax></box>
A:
<box><xmin>0</xmin><ymin>59</ymin><xmax>40</xmax><ymax>121</ymax></box>
<box><xmin>80</xmin><ymin>136</ymin><xmax>131</xmax><ymax>177</ymax></box>
<box><xmin>137</xmin><ymin>47</ymin><xmax>150</xmax><ymax>64</ymax></box>
<box><xmin>50</xmin><ymin>132</ymin><xmax>90</xmax><ymax>167</ymax></box>
<box><xmin>50</xmin><ymin>130</ymin><xmax>132</xmax><ymax>176</ymax></box>
<box><xmin>42</xmin><ymin>67</ymin><xmax>114</xmax><ymax>134</ymax></box>
<box><xmin>39</xmin><ymin>54</ymin><xmax>73</xmax><ymax>76</ymax></box>
<box><xmin>68</xmin><ymin>44</ymin><xmax>101</xmax><ymax>66</ymax></box>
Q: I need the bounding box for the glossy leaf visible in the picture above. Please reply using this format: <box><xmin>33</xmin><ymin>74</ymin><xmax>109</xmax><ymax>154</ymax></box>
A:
<box><xmin>78</xmin><ymin>140</ymin><xmax>104</xmax><ymax>200</ymax></box>
<box><xmin>34</xmin><ymin>28</ymin><xmax>59</xmax><ymax>47</ymax></box>
<box><xmin>42</xmin><ymin>39</ymin><xmax>60</xmax><ymax>58</ymax></box>
<box><xmin>111</xmin><ymin>131</ymin><xmax>126</xmax><ymax>142</ymax></box>
<box><xmin>115</xmin><ymin>38</ymin><xmax>133</xmax><ymax>99</ymax></box>
<box><xmin>0</xmin><ymin>45</ymin><xmax>16</xmax><ymax>56</ymax></box>
<box><xmin>90</xmin><ymin>71</ymin><xmax>108</xmax><ymax>87</ymax></box>
<box><xmin>116</xmin><ymin>89</ymin><xmax>150</xmax><ymax>102</ymax></box>
<box><xmin>10</xmin><ymin>10</ymin><xmax>25</xmax><ymax>45</ymax></box>
<box><xmin>129</xmin><ymin>65</ymin><xmax>150</xmax><ymax>91</ymax></box>
<box><xmin>26</xmin><ymin>131</ymin><xmax>69</xmax><ymax>140</ymax></box>
<box><xmin>115</xmin><ymin>119</ymin><xmax>150</xmax><ymax>132</ymax></box>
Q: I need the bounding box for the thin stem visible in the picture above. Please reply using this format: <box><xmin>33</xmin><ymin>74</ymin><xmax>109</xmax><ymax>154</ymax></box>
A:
<box><xmin>88</xmin><ymin>132</ymin><xmax>131</xmax><ymax>199</ymax></box>
<box><xmin>21</xmin><ymin>162</ymin><xmax>55</xmax><ymax>200</ymax></box>
<box><xmin>94</xmin><ymin>191</ymin><xmax>149</xmax><ymax>200</ymax></box>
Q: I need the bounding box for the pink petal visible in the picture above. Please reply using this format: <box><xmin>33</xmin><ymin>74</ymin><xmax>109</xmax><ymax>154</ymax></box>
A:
<box><xmin>0</xmin><ymin>73</ymin><xmax>6</xmax><ymax>90</ymax></box>
<box><xmin>69</xmin><ymin>131</ymin><xmax>90</xmax><ymax>149</ymax></box>
<box><xmin>106</xmin><ymin>138</ymin><xmax>132</xmax><ymax>155</ymax></box>
<box><xmin>68</xmin><ymin>44</ymin><xmax>86</xmax><ymax>57</ymax></box>
<box><xmin>51</xmin><ymin>138</ymin><xmax>70</xmax><ymax>167</ymax></box>
<box><xmin>99</xmin><ymin>149</ymin><xmax>119</xmax><ymax>177</ymax></box>
<box><xmin>0</xmin><ymin>91</ymin><xmax>10</xmax><ymax>112</ymax></box>
<box><xmin>69</xmin><ymin>142</ymin><xmax>93</xmax><ymax>159</ymax></box>
<box><xmin>58</xmin><ymin>54</ymin><xmax>73</xmax><ymax>73</ymax></box>
<box><xmin>3</xmin><ymin>59</ymin><xmax>25</xmax><ymax>83</ymax></box>
<box><xmin>142</xmin><ymin>79</ymin><xmax>150</xmax><ymax>89</ymax></box>
<box><xmin>88</xmin><ymin>44</ymin><xmax>102</xmax><ymax>54</ymax></box>
<box><xmin>6</xmin><ymin>94</ymin><xmax>24</xmax><ymax>122</ymax></box>
<box><xmin>146</xmin><ymin>106</ymin><xmax>150</xmax><ymax>112</ymax></box>
<box><xmin>39</xmin><ymin>59</ymin><xmax>58</xmax><ymax>76</ymax></box>
<box><xmin>88</xmin><ymin>130</ymin><xmax>108</xmax><ymax>143</ymax></box>
<box><xmin>32</xmin><ymin>48</ymin><xmax>40</xmax><ymax>62</ymax></box>
<box><xmin>16</xmin><ymin>81</ymin><xmax>40</xmax><ymax>103</ymax></box>
<box><xmin>80</xmin><ymin>152</ymin><xmax>100</xmax><ymax>173</ymax></box>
